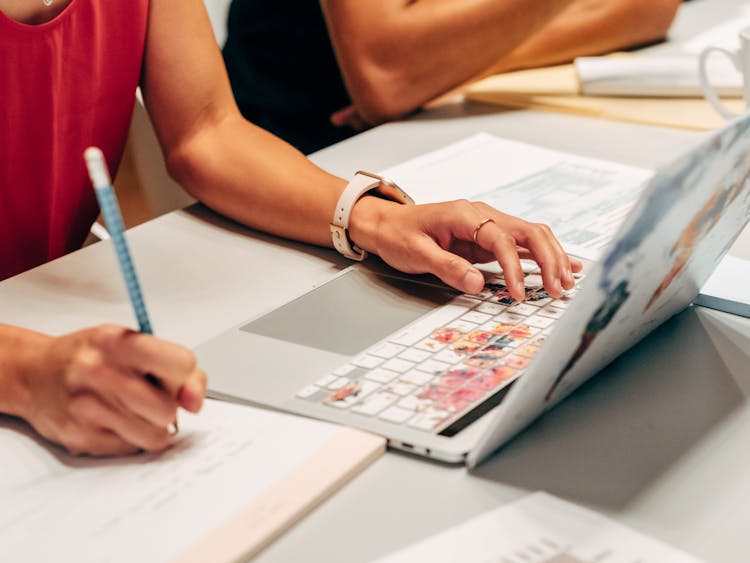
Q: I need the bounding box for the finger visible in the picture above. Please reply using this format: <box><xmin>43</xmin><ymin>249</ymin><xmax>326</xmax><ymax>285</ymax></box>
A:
<box><xmin>71</xmin><ymin>393</ymin><xmax>172</xmax><ymax>453</ymax></box>
<box><xmin>63</xmin><ymin>426</ymin><xmax>141</xmax><ymax>457</ymax></box>
<box><xmin>512</xmin><ymin>223</ymin><xmax>565</xmax><ymax>298</ymax></box>
<box><xmin>473</xmin><ymin>221</ymin><xmax>526</xmax><ymax>301</ymax></box>
<box><xmin>93</xmin><ymin>327</ymin><xmax>197</xmax><ymax>393</ymax></box>
<box><xmin>411</xmin><ymin>235</ymin><xmax>486</xmax><ymax>294</ymax></box>
<box><xmin>68</xmin><ymin>352</ymin><xmax>179</xmax><ymax>427</ymax></box>
<box><xmin>537</xmin><ymin>225</ymin><xmax>576</xmax><ymax>290</ymax></box>
<box><xmin>178</xmin><ymin>369</ymin><xmax>207</xmax><ymax>413</ymax></box>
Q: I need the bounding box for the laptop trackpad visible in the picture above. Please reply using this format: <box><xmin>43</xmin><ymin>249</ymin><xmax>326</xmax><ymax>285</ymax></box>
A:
<box><xmin>240</xmin><ymin>268</ymin><xmax>455</xmax><ymax>357</ymax></box>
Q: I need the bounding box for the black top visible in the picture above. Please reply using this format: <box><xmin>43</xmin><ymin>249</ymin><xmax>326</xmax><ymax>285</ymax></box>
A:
<box><xmin>222</xmin><ymin>0</ymin><xmax>356</xmax><ymax>154</ymax></box>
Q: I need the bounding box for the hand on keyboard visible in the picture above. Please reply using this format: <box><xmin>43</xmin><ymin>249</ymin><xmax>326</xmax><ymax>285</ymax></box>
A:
<box><xmin>348</xmin><ymin>197</ymin><xmax>582</xmax><ymax>300</ymax></box>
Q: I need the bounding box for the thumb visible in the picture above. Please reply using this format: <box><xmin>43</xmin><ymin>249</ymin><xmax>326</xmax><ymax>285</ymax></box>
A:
<box><xmin>415</xmin><ymin>238</ymin><xmax>485</xmax><ymax>294</ymax></box>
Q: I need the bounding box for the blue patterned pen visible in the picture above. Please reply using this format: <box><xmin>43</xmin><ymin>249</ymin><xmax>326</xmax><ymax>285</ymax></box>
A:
<box><xmin>84</xmin><ymin>147</ymin><xmax>153</xmax><ymax>334</ymax></box>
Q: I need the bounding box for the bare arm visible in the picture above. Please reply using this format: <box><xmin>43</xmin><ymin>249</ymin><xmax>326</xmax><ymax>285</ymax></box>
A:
<box><xmin>321</xmin><ymin>0</ymin><xmax>576</xmax><ymax>125</ymax></box>
<box><xmin>491</xmin><ymin>0</ymin><xmax>682</xmax><ymax>74</ymax></box>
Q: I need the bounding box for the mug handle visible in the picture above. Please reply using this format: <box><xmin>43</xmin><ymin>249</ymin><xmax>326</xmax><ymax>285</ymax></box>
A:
<box><xmin>699</xmin><ymin>46</ymin><xmax>741</xmax><ymax>120</ymax></box>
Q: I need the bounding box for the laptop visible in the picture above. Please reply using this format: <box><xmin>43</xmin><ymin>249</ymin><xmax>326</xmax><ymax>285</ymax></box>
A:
<box><xmin>197</xmin><ymin>113</ymin><xmax>750</xmax><ymax>468</ymax></box>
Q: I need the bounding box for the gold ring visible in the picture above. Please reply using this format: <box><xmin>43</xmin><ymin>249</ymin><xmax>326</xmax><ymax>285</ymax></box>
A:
<box><xmin>472</xmin><ymin>217</ymin><xmax>495</xmax><ymax>244</ymax></box>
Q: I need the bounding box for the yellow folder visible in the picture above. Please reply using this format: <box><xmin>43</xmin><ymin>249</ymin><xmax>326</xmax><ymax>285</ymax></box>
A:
<box><xmin>465</xmin><ymin>62</ymin><xmax>745</xmax><ymax>131</ymax></box>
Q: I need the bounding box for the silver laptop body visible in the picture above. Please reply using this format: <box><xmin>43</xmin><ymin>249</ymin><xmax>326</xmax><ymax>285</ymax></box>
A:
<box><xmin>198</xmin><ymin>113</ymin><xmax>750</xmax><ymax>467</ymax></box>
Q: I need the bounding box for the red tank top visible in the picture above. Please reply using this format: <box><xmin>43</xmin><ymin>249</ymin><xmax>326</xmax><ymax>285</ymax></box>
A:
<box><xmin>0</xmin><ymin>0</ymin><xmax>149</xmax><ymax>280</ymax></box>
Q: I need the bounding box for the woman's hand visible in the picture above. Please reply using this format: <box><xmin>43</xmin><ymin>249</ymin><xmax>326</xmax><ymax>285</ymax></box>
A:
<box><xmin>349</xmin><ymin>196</ymin><xmax>582</xmax><ymax>301</ymax></box>
<box><xmin>15</xmin><ymin>325</ymin><xmax>206</xmax><ymax>457</ymax></box>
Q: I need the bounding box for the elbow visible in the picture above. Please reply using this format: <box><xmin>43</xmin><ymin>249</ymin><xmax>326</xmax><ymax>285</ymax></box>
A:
<box><xmin>344</xmin><ymin>56</ymin><xmax>423</xmax><ymax>125</ymax></box>
<box><xmin>164</xmin><ymin>133</ymin><xmax>209</xmax><ymax>200</ymax></box>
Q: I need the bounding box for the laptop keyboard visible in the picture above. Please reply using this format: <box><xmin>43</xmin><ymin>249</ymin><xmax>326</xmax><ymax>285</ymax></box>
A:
<box><xmin>295</xmin><ymin>270</ymin><xmax>583</xmax><ymax>434</ymax></box>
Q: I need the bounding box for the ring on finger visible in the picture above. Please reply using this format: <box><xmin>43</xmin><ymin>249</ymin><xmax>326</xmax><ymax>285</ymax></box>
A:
<box><xmin>472</xmin><ymin>217</ymin><xmax>495</xmax><ymax>244</ymax></box>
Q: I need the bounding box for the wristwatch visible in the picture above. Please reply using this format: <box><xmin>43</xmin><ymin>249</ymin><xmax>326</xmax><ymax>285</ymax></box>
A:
<box><xmin>330</xmin><ymin>171</ymin><xmax>414</xmax><ymax>261</ymax></box>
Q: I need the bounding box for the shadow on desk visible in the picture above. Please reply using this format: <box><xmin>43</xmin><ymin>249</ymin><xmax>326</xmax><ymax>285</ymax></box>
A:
<box><xmin>471</xmin><ymin>306</ymin><xmax>750</xmax><ymax>510</ymax></box>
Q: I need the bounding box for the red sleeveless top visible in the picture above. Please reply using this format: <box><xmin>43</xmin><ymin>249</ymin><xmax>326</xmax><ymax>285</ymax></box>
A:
<box><xmin>0</xmin><ymin>0</ymin><xmax>149</xmax><ymax>280</ymax></box>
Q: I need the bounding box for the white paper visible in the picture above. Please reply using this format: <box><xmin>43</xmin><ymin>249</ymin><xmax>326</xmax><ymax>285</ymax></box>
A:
<box><xmin>381</xmin><ymin>133</ymin><xmax>652</xmax><ymax>261</ymax></box>
<box><xmin>0</xmin><ymin>400</ymin><xmax>340</xmax><ymax>563</ymax></box>
<box><xmin>696</xmin><ymin>254</ymin><xmax>750</xmax><ymax>317</ymax></box>
<box><xmin>375</xmin><ymin>492</ymin><xmax>702</xmax><ymax>563</ymax></box>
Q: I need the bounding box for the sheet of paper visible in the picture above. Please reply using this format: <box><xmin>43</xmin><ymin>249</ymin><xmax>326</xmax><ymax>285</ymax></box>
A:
<box><xmin>380</xmin><ymin>133</ymin><xmax>652</xmax><ymax>261</ymax></box>
<box><xmin>375</xmin><ymin>492</ymin><xmax>702</xmax><ymax>563</ymax></box>
<box><xmin>0</xmin><ymin>400</ymin><xmax>342</xmax><ymax>563</ymax></box>
<box><xmin>696</xmin><ymin>254</ymin><xmax>750</xmax><ymax>317</ymax></box>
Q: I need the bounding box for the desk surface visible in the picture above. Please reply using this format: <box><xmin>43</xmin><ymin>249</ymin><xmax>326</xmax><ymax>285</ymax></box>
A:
<box><xmin>4</xmin><ymin>1</ymin><xmax>750</xmax><ymax>561</ymax></box>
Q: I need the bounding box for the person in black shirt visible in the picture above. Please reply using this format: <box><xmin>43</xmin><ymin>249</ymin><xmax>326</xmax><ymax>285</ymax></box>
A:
<box><xmin>223</xmin><ymin>0</ymin><xmax>681</xmax><ymax>154</ymax></box>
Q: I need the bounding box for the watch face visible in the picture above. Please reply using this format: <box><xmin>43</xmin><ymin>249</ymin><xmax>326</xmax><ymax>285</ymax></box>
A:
<box><xmin>356</xmin><ymin>171</ymin><xmax>415</xmax><ymax>206</ymax></box>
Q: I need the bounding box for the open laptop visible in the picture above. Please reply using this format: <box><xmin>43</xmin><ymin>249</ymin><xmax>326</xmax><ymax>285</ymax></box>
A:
<box><xmin>197</xmin><ymin>113</ymin><xmax>750</xmax><ymax>468</ymax></box>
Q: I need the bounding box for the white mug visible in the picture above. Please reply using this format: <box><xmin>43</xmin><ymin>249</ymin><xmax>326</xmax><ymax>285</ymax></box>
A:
<box><xmin>699</xmin><ymin>27</ymin><xmax>750</xmax><ymax>120</ymax></box>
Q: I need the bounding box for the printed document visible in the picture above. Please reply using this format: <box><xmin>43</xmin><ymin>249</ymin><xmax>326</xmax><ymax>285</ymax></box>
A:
<box><xmin>381</xmin><ymin>133</ymin><xmax>652</xmax><ymax>261</ymax></box>
<box><xmin>0</xmin><ymin>400</ymin><xmax>381</xmax><ymax>563</ymax></box>
<box><xmin>376</xmin><ymin>492</ymin><xmax>702</xmax><ymax>563</ymax></box>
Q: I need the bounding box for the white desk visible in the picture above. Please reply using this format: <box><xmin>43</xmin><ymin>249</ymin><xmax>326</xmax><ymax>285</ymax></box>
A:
<box><xmin>4</xmin><ymin>1</ymin><xmax>750</xmax><ymax>561</ymax></box>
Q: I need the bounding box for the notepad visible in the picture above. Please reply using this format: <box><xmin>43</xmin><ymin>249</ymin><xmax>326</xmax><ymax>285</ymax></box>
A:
<box><xmin>0</xmin><ymin>400</ymin><xmax>384</xmax><ymax>563</ymax></box>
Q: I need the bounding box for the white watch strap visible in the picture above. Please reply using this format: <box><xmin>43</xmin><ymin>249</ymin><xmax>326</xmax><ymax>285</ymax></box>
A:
<box><xmin>330</xmin><ymin>173</ymin><xmax>382</xmax><ymax>261</ymax></box>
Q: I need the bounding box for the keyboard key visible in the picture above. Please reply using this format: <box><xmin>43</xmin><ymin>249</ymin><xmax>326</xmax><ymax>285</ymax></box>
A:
<box><xmin>352</xmin><ymin>355</ymin><xmax>384</xmax><ymax>369</ymax></box>
<box><xmin>504</xmin><ymin>355</ymin><xmax>531</xmax><ymax>370</ymax></box>
<box><xmin>398</xmin><ymin>394</ymin><xmax>434</xmax><ymax>413</ymax></box>
<box><xmin>417</xmin><ymin>359</ymin><xmax>452</xmax><ymax>374</ymax></box>
<box><xmin>494</xmin><ymin>312</ymin><xmax>525</xmax><ymax>324</ymax></box>
<box><xmin>325</xmin><ymin>380</ymin><xmax>379</xmax><ymax>408</ymax></box>
<box><xmin>433</xmin><ymin>348</ymin><xmax>464</xmax><ymax>364</ymax></box>
<box><xmin>327</xmin><ymin>376</ymin><xmax>351</xmax><ymax>390</ymax></box>
<box><xmin>418</xmin><ymin>385</ymin><xmax>451</xmax><ymax>401</ymax></box>
<box><xmin>364</xmin><ymin>368</ymin><xmax>400</xmax><ymax>384</ymax></box>
<box><xmin>315</xmin><ymin>374</ymin><xmax>338</xmax><ymax>388</ymax></box>
<box><xmin>414</xmin><ymin>337</ymin><xmax>447</xmax><ymax>352</ymax></box>
<box><xmin>352</xmin><ymin>392</ymin><xmax>399</xmax><ymax>416</ymax></box>
<box><xmin>525</xmin><ymin>315</ymin><xmax>556</xmax><ymax>329</ymax></box>
<box><xmin>369</xmin><ymin>342</ymin><xmax>407</xmax><ymax>359</ymax></box>
<box><xmin>452</xmin><ymin>339</ymin><xmax>481</xmax><ymax>355</ymax></box>
<box><xmin>551</xmin><ymin>298</ymin><xmax>571</xmax><ymax>309</ymax></box>
<box><xmin>388</xmin><ymin>301</ymin><xmax>473</xmax><ymax>346</ymax></box>
<box><xmin>398</xmin><ymin>348</ymin><xmax>432</xmax><ymax>363</ymax></box>
<box><xmin>408</xmin><ymin>408</ymin><xmax>450</xmax><ymax>431</ymax></box>
<box><xmin>465</xmin><ymin>330</ymin><xmax>495</xmax><ymax>345</ymax></box>
<box><xmin>448</xmin><ymin>295</ymin><xmax>482</xmax><ymax>310</ymax></box>
<box><xmin>475</xmin><ymin>302</ymin><xmax>506</xmax><ymax>315</ymax></box>
<box><xmin>400</xmin><ymin>370</ymin><xmax>434</xmax><ymax>386</ymax></box>
<box><xmin>469</xmin><ymin>373</ymin><xmax>511</xmax><ymax>391</ymax></box>
<box><xmin>516</xmin><ymin>344</ymin><xmax>541</xmax><ymax>359</ymax></box>
<box><xmin>537</xmin><ymin>306</ymin><xmax>566</xmax><ymax>320</ymax></box>
<box><xmin>382</xmin><ymin>358</ymin><xmax>417</xmax><ymax>373</ymax></box>
<box><xmin>506</xmin><ymin>303</ymin><xmax>538</xmax><ymax>316</ymax></box>
<box><xmin>450</xmin><ymin>319</ymin><xmax>481</xmax><ymax>332</ymax></box>
<box><xmin>379</xmin><ymin>406</ymin><xmax>415</xmax><ymax>424</ymax></box>
<box><xmin>436</xmin><ymin>368</ymin><xmax>479</xmax><ymax>389</ymax></box>
<box><xmin>488</xmin><ymin>365</ymin><xmax>518</xmax><ymax>379</ymax></box>
<box><xmin>383</xmin><ymin>382</ymin><xmax>416</xmax><ymax>396</ymax></box>
<box><xmin>332</xmin><ymin>364</ymin><xmax>356</xmax><ymax>376</ymax></box>
<box><xmin>449</xmin><ymin>386</ymin><xmax>486</xmax><ymax>403</ymax></box>
<box><xmin>461</xmin><ymin>311</ymin><xmax>493</xmax><ymax>324</ymax></box>
<box><xmin>523</xmin><ymin>273</ymin><xmax>544</xmax><ymax>288</ymax></box>
<box><xmin>431</xmin><ymin>327</ymin><xmax>465</xmax><ymax>344</ymax></box>
<box><xmin>508</xmin><ymin>324</ymin><xmax>541</xmax><ymax>340</ymax></box>
<box><xmin>296</xmin><ymin>385</ymin><xmax>319</xmax><ymax>399</ymax></box>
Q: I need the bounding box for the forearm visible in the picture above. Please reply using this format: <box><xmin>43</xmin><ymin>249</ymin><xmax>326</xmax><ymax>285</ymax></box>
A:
<box><xmin>167</xmin><ymin>114</ymin><xmax>347</xmax><ymax>247</ymax></box>
<box><xmin>0</xmin><ymin>325</ymin><xmax>48</xmax><ymax>418</ymax></box>
<box><xmin>489</xmin><ymin>0</ymin><xmax>681</xmax><ymax>73</ymax></box>
<box><xmin>322</xmin><ymin>0</ymin><xmax>576</xmax><ymax>123</ymax></box>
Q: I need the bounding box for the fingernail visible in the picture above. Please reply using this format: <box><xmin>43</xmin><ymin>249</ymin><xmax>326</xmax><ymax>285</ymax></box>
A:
<box><xmin>462</xmin><ymin>269</ymin><xmax>484</xmax><ymax>293</ymax></box>
<box><xmin>554</xmin><ymin>279</ymin><xmax>562</xmax><ymax>296</ymax></box>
